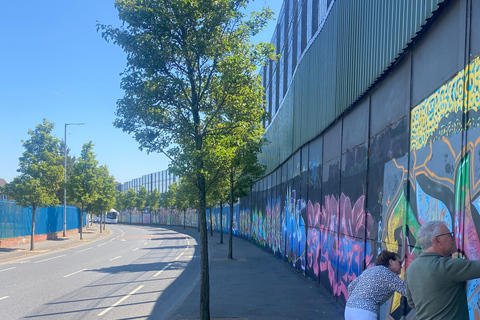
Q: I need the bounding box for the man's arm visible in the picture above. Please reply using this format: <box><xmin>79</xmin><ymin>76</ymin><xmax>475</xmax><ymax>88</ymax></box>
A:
<box><xmin>448</xmin><ymin>258</ymin><xmax>480</xmax><ymax>282</ymax></box>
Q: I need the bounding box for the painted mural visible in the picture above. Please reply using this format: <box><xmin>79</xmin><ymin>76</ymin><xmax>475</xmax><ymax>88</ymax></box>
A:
<box><xmin>379</xmin><ymin>56</ymin><xmax>480</xmax><ymax>319</ymax></box>
<box><xmin>117</xmin><ymin>54</ymin><xmax>480</xmax><ymax>320</ymax></box>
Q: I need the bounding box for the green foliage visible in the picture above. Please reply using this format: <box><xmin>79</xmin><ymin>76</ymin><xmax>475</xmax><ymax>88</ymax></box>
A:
<box><xmin>146</xmin><ymin>188</ymin><xmax>161</xmax><ymax>212</ymax></box>
<box><xmin>124</xmin><ymin>188</ymin><xmax>137</xmax><ymax>211</ymax></box>
<box><xmin>3</xmin><ymin>119</ymin><xmax>64</xmax><ymax>250</ymax></box>
<box><xmin>98</xmin><ymin>0</ymin><xmax>275</xmax><ymax>182</ymax></box>
<box><xmin>115</xmin><ymin>190</ymin><xmax>127</xmax><ymax>213</ymax></box>
<box><xmin>92</xmin><ymin>165</ymin><xmax>116</xmax><ymax>215</ymax></box>
<box><xmin>136</xmin><ymin>185</ymin><xmax>148</xmax><ymax>212</ymax></box>
<box><xmin>68</xmin><ymin>141</ymin><xmax>99</xmax><ymax>210</ymax></box>
<box><xmin>98</xmin><ymin>1</ymin><xmax>276</xmax><ymax>317</ymax></box>
<box><xmin>4</xmin><ymin>119</ymin><xmax>64</xmax><ymax>209</ymax></box>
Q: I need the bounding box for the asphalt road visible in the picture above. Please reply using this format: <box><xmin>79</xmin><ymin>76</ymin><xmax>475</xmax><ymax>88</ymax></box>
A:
<box><xmin>0</xmin><ymin>224</ymin><xmax>200</xmax><ymax>320</ymax></box>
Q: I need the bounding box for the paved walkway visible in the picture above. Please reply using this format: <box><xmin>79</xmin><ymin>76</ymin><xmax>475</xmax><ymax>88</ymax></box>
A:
<box><xmin>0</xmin><ymin>224</ymin><xmax>111</xmax><ymax>263</ymax></box>
<box><xmin>0</xmin><ymin>224</ymin><xmax>345</xmax><ymax>320</ymax></box>
<box><xmin>166</xmin><ymin>226</ymin><xmax>345</xmax><ymax>320</ymax></box>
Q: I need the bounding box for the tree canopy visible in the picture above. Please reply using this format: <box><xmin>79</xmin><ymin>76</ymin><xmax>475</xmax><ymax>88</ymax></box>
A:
<box><xmin>2</xmin><ymin>119</ymin><xmax>64</xmax><ymax>250</ymax></box>
<box><xmin>99</xmin><ymin>1</ymin><xmax>275</xmax><ymax>318</ymax></box>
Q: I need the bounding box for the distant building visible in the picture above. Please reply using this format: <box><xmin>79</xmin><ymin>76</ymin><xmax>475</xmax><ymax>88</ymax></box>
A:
<box><xmin>116</xmin><ymin>169</ymin><xmax>178</xmax><ymax>194</ymax></box>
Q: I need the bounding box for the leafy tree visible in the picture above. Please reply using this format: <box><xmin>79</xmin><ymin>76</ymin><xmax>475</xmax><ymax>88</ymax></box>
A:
<box><xmin>68</xmin><ymin>141</ymin><xmax>99</xmax><ymax>239</ymax></box>
<box><xmin>146</xmin><ymin>188</ymin><xmax>161</xmax><ymax>222</ymax></box>
<box><xmin>172</xmin><ymin>181</ymin><xmax>195</xmax><ymax>229</ymax></box>
<box><xmin>115</xmin><ymin>190</ymin><xmax>126</xmax><ymax>215</ymax></box>
<box><xmin>136</xmin><ymin>185</ymin><xmax>148</xmax><ymax>223</ymax></box>
<box><xmin>225</xmin><ymin>139</ymin><xmax>265</xmax><ymax>259</ymax></box>
<box><xmin>160</xmin><ymin>187</ymin><xmax>176</xmax><ymax>225</ymax></box>
<box><xmin>124</xmin><ymin>188</ymin><xmax>137</xmax><ymax>223</ymax></box>
<box><xmin>2</xmin><ymin>119</ymin><xmax>64</xmax><ymax>250</ymax></box>
<box><xmin>92</xmin><ymin>165</ymin><xmax>116</xmax><ymax>232</ymax></box>
<box><xmin>98</xmin><ymin>1</ymin><xmax>275</xmax><ymax>317</ymax></box>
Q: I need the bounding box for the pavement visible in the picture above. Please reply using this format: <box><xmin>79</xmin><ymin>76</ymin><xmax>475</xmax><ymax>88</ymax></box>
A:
<box><xmin>0</xmin><ymin>224</ymin><xmax>111</xmax><ymax>263</ymax></box>
<box><xmin>0</xmin><ymin>224</ymin><xmax>345</xmax><ymax>320</ymax></box>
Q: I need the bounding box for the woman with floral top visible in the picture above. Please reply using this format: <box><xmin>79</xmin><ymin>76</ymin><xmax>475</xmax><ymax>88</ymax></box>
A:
<box><xmin>345</xmin><ymin>250</ymin><xmax>406</xmax><ymax>320</ymax></box>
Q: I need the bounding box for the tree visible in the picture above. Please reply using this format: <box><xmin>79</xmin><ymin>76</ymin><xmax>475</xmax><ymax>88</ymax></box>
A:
<box><xmin>115</xmin><ymin>190</ymin><xmax>127</xmax><ymax>217</ymax></box>
<box><xmin>146</xmin><ymin>188</ymin><xmax>161</xmax><ymax>223</ymax></box>
<box><xmin>160</xmin><ymin>187</ymin><xmax>176</xmax><ymax>226</ymax></box>
<box><xmin>136</xmin><ymin>185</ymin><xmax>148</xmax><ymax>223</ymax></box>
<box><xmin>225</xmin><ymin>139</ymin><xmax>265</xmax><ymax>259</ymax></box>
<box><xmin>173</xmin><ymin>181</ymin><xmax>196</xmax><ymax>229</ymax></box>
<box><xmin>68</xmin><ymin>141</ymin><xmax>99</xmax><ymax>239</ymax></box>
<box><xmin>124</xmin><ymin>188</ymin><xmax>137</xmax><ymax>223</ymax></box>
<box><xmin>2</xmin><ymin>119</ymin><xmax>64</xmax><ymax>250</ymax></box>
<box><xmin>92</xmin><ymin>165</ymin><xmax>116</xmax><ymax>232</ymax></box>
<box><xmin>98</xmin><ymin>2</ymin><xmax>274</xmax><ymax>318</ymax></box>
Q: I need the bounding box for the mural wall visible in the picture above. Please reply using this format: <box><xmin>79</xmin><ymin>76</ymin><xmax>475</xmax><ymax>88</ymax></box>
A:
<box><xmin>123</xmin><ymin>56</ymin><xmax>480</xmax><ymax>319</ymax></box>
<box><xmin>117</xmin><ymin>2</ymin><xmax>479</xmax><ymax>318</ymax></box>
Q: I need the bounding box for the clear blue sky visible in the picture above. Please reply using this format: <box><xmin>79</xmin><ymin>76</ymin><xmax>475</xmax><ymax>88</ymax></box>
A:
<box><xmin>0</xmin><ymin>0</ymin><xmax>282</xmax><ymax>184</ymax></box>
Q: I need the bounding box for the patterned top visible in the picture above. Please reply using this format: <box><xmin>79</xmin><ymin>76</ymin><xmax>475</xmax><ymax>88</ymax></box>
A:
<box><xmin>346</xmin><ymin>265</ymin><xmax>406</xmax><ymax>314</ymax></box>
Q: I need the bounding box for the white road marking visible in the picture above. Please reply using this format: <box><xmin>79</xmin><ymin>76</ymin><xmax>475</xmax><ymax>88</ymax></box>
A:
<box><xmin>0</xmin><ymin>296</ymin><xmax>9</xmax><ymax>301</ymax></box>
<box><xmin>97</xmin><ymin>243</ymin><xmax>106</xmax><ymax>247</ymax></box>
<box><xmin>153</xmin><ymin>264</ymin><xmax>171</xmax><ymax>277</ymax></box>
<box><xmin>64</xmin><ymin>269</ymin><xmax>87</xmax><ymax>278</ymax></box>
<box><xmin>144</xmin><ymin>242</ymin><xmax>148</xmax><ymax>246</ymax></box>
<box><xmin>34</xmin><ymin>254</ymin><xmax>66</xmax><ymax>264</ymax></box>
<box><xmin>109</xmin><ymin>256</ymin><xmax>121</xmax><ymax>261</ymax></box>
<box><xmin>97</xmin><ymin>285</ymin><xmax>144</xmax><ymax>316</ymax></box>
<box><xmin>174</xmin><ymin>252</ymin><xmax>184</xmax><ymax>261</ymax></box>
<box><xmin>0</xmin><ymin>267</ymin><xmax>16</xmax><ymax>273</ymax></box>
<box><xmin>133</xmin><ymin>248</ymin><xmax>139</xmax><ymax>251</ymax></box>
<box><xmin>75</xmin><ymin>247</ymin><xmax>92</xmax><ymax>253</ymax></box>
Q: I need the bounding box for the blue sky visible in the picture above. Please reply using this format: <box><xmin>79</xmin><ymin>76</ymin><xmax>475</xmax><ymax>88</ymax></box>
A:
<box><xmin>0</xmin><ymin>0</ymin><xmax>282</xmax><ymax>184</ymax></box>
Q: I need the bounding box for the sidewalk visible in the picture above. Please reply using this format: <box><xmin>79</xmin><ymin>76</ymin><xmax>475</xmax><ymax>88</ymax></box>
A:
<box><xmin>0</xmin><ymin>224</ymin><xmax>110</xmax><ymax>263</ymax></box>
<box><xmin>0</xmin><ymin>224</ymin><xmax>345</xmax><ymax>319</ymax></box>
<box><xmin>166</xmin><ymin>226</ymin><xmax>345</xmax><ymax>320</ymax></box>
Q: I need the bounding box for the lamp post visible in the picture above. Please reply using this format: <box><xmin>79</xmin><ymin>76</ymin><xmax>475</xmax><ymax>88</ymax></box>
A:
<box><xmin>63</xmin><ymin>122</ymin><xmax>85</xmax><ymax>237</ymax></box>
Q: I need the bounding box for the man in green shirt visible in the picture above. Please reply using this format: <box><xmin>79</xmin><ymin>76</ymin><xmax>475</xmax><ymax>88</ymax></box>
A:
<box><xmin>405</xmin><ymin>220</ymin><xmax>480</xmax><ymax>319</ymax></box>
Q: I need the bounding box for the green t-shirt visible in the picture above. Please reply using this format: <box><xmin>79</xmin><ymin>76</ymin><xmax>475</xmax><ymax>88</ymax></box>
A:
<box><xmin>405</xmin><ymin>252</ymin><xmax>480</xmax><ymax>319</ymax></box>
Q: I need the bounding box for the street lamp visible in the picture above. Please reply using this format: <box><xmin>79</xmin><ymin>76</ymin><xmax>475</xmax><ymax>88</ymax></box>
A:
<box><xmin>63</xmin><ymin>122</ymin><xmax>85</xmax><ymax>237</ymax></box>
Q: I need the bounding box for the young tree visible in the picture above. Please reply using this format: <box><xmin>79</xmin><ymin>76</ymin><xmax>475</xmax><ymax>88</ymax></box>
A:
<box><xmin>172</xmin><ymin>181</ymin><xmax>196</xmax><ymax>229</ymax></box>
<box><xmin>146</xmin><ymin>188</ymin><xmax>161</xmax><ymax>223</ymax></box>
<box><xmin>98</xmin><ymin>2</ymin><xmax>274</xmax><ymax>318</ymax></box>
<box><xmin>92</xmin><ymin>165</ymin><xmax>116</xmax><ymax>232</ymax></box>
<box><xmin>136</xmin><ymin>186</ymin><xmax>148</xmax><ymax>224</ymax></box>
<box><xmin>124</xmin><ymin>188</ymin><xmax>137</xmax><ymax>223</ymax></box>
<box><xmin>115</xmin><ymin>190</ymin><xmax>127</xmax><ymax>218</ymax></box>
<box><xmin>160</xmin><ymin>188</ymin><xmax>176</xmax><ymax>226</ymax></box>
<box><xmin>68</xmin><ymin>141</ymin><xmax>99</xmax><ymax>240</ymax></box>
<box><xmin>225</xmin><ymin>139</ymin><xmax>265</xmax><ymax>259</ymax></box>
<box><xmin>2</xmin><ymin>119</ymin><xmax>64</xmax><ymax>250</ymax></box>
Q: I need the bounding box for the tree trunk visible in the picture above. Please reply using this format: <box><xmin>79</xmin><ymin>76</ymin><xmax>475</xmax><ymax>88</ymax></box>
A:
<box><xmin>80</xmin><ymin>204</ymin><xmax>84</xmax><ymax>240</ymax></box>
<box><xmin>30</xmin><ymin>204</ymin><xmax>37</xmax><ymax>251</ymax></box>
<box><xmin>209</xmin><ymin>206</ymin><xmax>213</xmax><ymax>236</ymax></box>
<box><xmin>228</xmin><ymin>169</ymin><xmax>234</xmax><ymax>259</ymax></box>
<box><xmin>103</xmin><ymin>212</ymin><xmax>106</xmax><ymax>230</ymax></box>
<box><xmin>184</xmin><ymin>209</ymin><xmax>186</xmax><ymax>229</ymax></box>
<box><xmin>219</xmin><ymin>200</ymin><xmax>223</xmax><ymax>244</ymax></box>
<box><xmin>99</xmin><ymin>212</ymin><xmax>102</xmax><ymax>233</ymax></box>
<box><xmin>198</xmin><ymin>173</ymin><xmax>210</xmax><ymax>320</ymax></box>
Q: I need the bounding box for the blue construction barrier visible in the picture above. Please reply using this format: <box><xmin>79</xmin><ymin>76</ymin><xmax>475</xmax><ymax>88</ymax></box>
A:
<box><xmin>0</xmin><ymin>199</ymin><xmax>85</xmax><ymax>239</ymax></box>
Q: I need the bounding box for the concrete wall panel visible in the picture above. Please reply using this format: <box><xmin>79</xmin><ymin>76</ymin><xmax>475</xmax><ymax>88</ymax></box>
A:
<box><xmin>370</xmin><ymin>55</ymin><xmax>411</xmax><ymax>137</ymax></box>
<box><xmin>342</xmin><ymin>97</ymin><xmax>369</xmax><ymax>153</ymax></box>
<box><xmin>412</xmin><ymin>0</ymin><xmax>467</xmax><ymax>106</ymax></box>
